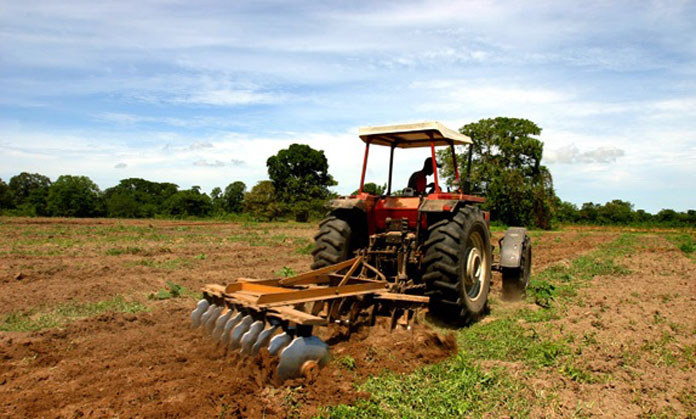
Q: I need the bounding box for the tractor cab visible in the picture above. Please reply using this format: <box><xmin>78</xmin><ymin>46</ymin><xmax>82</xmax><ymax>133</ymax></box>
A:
<box><xmin>334</xmin><ymin>122</ymin><xmax>487</xmax><ymax>235</ymax></box>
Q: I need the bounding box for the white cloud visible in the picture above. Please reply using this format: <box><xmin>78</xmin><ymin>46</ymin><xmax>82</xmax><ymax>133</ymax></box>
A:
<box><xmin>545</xmin><ymin>144</ymin><xmax>625</xmax><ymax>164</ymax></box>
<box><xmin>189</xmin><ymin>141</ymin><xmax>213</xmax><ymax>150</ymax></box>
<box><xmin>176</xmin><ymin>88</ymin><xmax>285</xmax><ymax>106</ymax></box>
<box><xmin>114</xmin><ymin>162</ymin><xmax>127</xmax><ymax>168</ymax></box>
<box><xmin>193</xmin><ymin>159</ymin><xmax>225</xmax><ymax>167</ymax></box>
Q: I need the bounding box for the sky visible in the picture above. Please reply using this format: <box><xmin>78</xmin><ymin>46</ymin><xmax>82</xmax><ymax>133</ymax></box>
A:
<box><xmin>1</xmin><ymin>0</ymin><xmax>695</xmax><ymax>213</ymax></box>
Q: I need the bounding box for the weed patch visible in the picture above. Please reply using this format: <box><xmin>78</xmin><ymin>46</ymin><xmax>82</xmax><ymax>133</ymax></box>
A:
<box><xmin>148</xmin><ymin>281</ymin><xmax>200</xmax><ymax>300</ymax></box>
<box><xmin>336</xmin><ymin>355</ymin><xmax>357</xmax><ymax>370</ymax></box>
<box><xmin>276</xmin><ymin>266</ymin><xmax>297</xmax><ymax>277</ymax></box>
<box><xmin>0</xmin><ymin>296</ymin><xmax>148</xmax><ymax>332</ymax></box>
<box><xmin>323</xmin><ymin>355</ymin><xmax>531</xmax><ymax>418</ymax></box>
<box><xmin>666</xmin><ymin>233</ymin><xmax>696</xmax><ymax>258</ymax></box>
<box><xmin>124</xmin><ymin>257</ymin><xmax>191</xmax><ymax>270</ymax></box>
<box><xmin>526</xmin><ymin>234</ymin><xmax>634</xmax><ymax>311</ymax></box>
<box><xmin>295</xmin><ymin>242</ymin><xmax>314</xmax><ymax>255</ymax></box>
<box><xmin>559</xmin><ymin>362</ymin><xmax>608</xmax><ymax>384</ymax></box>
<box><xmin>229</xmin><ymin>230</ymin><xmax>309</xmax><ymax>248</ymax></box>
<box><xmin>105</xmin><ymin>246</ymin><xmax>144</xmax><ymax>256</ymax></box>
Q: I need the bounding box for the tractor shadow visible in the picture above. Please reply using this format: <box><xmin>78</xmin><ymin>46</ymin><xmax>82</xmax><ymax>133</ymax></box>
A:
<box><xmin>424</xmin><ymin>303</ymin><xmax>492</xmax><ymax>330</ymax></box>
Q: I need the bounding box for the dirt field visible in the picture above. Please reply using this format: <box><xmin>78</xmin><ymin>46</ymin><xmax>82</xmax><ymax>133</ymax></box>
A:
<box><xmin>0</xmin><ymin>218</ymin><xmax>694</xmax><ymax>417</ymax></box>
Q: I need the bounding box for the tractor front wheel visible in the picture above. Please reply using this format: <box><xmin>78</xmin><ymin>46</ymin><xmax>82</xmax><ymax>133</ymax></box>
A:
<box><xmin>423</xmin><ymin>206</ymin><xmax>492</xmax><ymax>324</ymax></box>
<box><xmin>311</xmin><ymin>215</ymin><xmax>353</xmax><ymax>269</ymax></box>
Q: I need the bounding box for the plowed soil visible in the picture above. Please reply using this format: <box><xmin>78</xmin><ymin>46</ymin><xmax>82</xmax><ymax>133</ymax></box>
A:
<box><xmin>1</xmin><ymin>218</ymin><xmax>689</xmax><ymax>417</ymax></box>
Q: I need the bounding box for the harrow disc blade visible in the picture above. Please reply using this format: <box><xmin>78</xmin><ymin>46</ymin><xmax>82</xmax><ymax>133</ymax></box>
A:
<box><xmin>251</xmin><ymin>326</ymin><xmax>278</xmax><ymax>356</ymax></box>
<box><xmin>190</xmin><ymin>299</ymin><xmax>210</xmax><ymax>329</ymax></box>
<box><xmin>221</xmin><ymin>312</ymin><xmax>243</xmax><ymax>346</ymax></box>
<box><xmin>204</xmin><ymin>306</ymin><xmax>224</xmax><ymax>335</ymax></box>
<box><xmin>240</xmin><ymin>320</ymin><xmax>265</xmax><ymax>355</ymax></box>
<box><xmin>277</xmin><ymin>336</ymin><xmax>330</xmax><ymax>382</ymax></box>
<box><xmin>229</xmin><ymin>315</ymin><xmax>253</xmax><ymax>350</ymax></box>
<box><xmin>199</xmin><ymin>304</ymin><xmax>217</xmax><ymax>328</ymax></box>
<box><xmin>268</xmin><ymin>332</ymin><xmax>292</xmax><ymax>356</ymax></box>
<box><xmin>211</xmin><ymin>310</ymin><xmax>233</xmax><ymax>341</ymax></box>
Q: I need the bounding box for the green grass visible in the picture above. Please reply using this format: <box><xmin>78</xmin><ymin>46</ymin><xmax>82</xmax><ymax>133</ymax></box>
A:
<box><xmin>295</xmin><ymin>239</ymin><xmax>315</xmax><ymax>255</ymax></box>
<box><xmin>148</xmin><ymin>281</ymin><xmax>200</xmax><ymax>300</ymax></box>
<box><xmin>0</xmin><ymin>296</ymin><xmax>149</xmax><ymax>332</ymax></box>
<box><xmin>323</xmin><ymin>358</ymin><xmax>532</xmax><ymax>418</ymax></box>
<box><xmin>527</xmin><ymin>234</ymin><xmax>634</xmax><ymax>310</ymax></box>
<box><xmin>666</xmin><ymin>233</ymin><xmax>696</xmax><ymax>258</ymax></box>
<box><xmin>105</xmin><ymin>246</ymin><xmax>145</xmax><ymax>256</ymax></box>
<box><xmin>559</xmin><ymin>362</ymin><xmax>608</xmax><ymax>384</ymax></box>
<box><xmin>123</xmin><ymin>257</ymin><xmax>192</xmax><ymax>270</ymax></box>
<box><xmin>228</xmin><ymin>230</ymin><xmax>310</xmax><ymax>248</ymax></box>
<box><xmin>322</xmin><ymin>234</ymin><xmax>639</xmax><ymax>417</ymax></box>
<box><xmin>275</xmin><ymin>266</ymin><xmax>297</xmax><ymax>277</ymax></box>
<box><xmin>336</xmin><ymin>355</ymin><xmax>358</xmax><ymax>371</ymax></box>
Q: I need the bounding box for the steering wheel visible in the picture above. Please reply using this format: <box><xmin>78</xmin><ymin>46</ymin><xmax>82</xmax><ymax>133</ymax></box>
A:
<box><xmin>426</xmin><ymin>182</ymin><xmax>435</xmax><ymax>195</ymax></box>
<box><xmin>402</xmin><ymin>187</ymin><xmax>416</xmax><ymax>197</ymax></box>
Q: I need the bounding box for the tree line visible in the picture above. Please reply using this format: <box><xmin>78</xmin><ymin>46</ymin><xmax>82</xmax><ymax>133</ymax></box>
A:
<box><xmin>0</xmin><ymin>144</ymin><xmax>335</xmax><ymax>221</ymax></box>
<box><xmin>553</xmin><ymin>199</ymin><xmax>695</xmax><ymax>227</ymax></box>
<box><xmin>1</xmin><ymin>118</ymin><xmax>693</xmax><ymax>227</ymax></box>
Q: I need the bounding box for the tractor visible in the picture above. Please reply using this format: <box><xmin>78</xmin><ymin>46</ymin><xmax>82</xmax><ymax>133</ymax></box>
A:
<box><xmin>193</xmin><ymin>122</ymin><xmax>532</xmax><ymax>381</ymax></box>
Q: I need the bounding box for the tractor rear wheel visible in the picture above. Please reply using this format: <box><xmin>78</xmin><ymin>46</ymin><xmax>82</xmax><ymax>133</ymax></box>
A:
<box><xmin>311</xmin><ymin>215</ymin><xmax>353</xmax><ymax>269</ymax></box>
<box><xmin>423</xmin><ymin>206</ymin><xmax>492</xmax><ymax>323</ymax></box>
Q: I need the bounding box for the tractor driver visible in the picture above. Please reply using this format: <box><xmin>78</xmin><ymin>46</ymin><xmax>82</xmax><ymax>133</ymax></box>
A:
<box><xmin>407</xmin><ymin>157</ymin><xmax>439</xmax><ymax>194</ymax></box>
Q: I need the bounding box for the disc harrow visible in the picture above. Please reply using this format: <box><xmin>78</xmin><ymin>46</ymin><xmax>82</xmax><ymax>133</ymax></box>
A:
<box><xmin>190</xmin><ymin>256</ymin><xmax>429</xmax><ymax>382</ymax></box>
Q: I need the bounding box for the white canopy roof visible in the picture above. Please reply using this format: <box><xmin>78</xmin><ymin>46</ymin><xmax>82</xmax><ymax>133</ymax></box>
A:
<box><xmin>358</xmin><ymin>121</ymin><xmax>472</xmax><ymax>148</ymax></box>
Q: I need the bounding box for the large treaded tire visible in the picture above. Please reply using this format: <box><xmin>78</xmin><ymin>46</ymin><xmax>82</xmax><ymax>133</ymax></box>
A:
<box><xmin>502</xmin><ymin>235</ymin><xmax>532</xmax><ymax>300</ymax></box>
<box><xmin>311</xmin><ymin>216</ymin><xmax>352</xmax><ymax>269</ymax></box>
<box><xmin>423</xmin><ymin>206</ymin><xmax>492</xmax><ymax>323</ymax></box>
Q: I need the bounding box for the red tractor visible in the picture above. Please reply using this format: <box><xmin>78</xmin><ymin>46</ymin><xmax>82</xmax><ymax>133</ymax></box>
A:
<box><xmin>195</xmin><ymin>122</ymin><xmax>531</xmax><ymax>380</ymax></box>
<box><xmin>312</xmin><ymin>121</ymin><xmax>532</xmax><ymax>322</ymax></box>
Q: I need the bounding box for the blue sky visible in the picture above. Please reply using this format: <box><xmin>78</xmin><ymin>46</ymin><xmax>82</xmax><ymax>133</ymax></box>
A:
<box><xmin>1</xmin><ymin>0</ymin><xmax>694</xmax><ymax>212</ymax></box>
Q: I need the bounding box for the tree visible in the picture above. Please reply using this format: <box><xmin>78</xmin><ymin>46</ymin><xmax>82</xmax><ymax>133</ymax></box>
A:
<box><xmin>9</xmin><ymin>172</ymin><xmax>52</xmax><ymax>206</ymax></box>
<box><xmin>351</xmin><ymin>182</ymin><xmax>386</xmax><ymax>196</ymax></box>
<box><xmin>105</xmin><ymin>190</ymin><xmax>141</xmax><ymax>218</ymax></box>
<box><xmin>223</xmin><ymin>181</ymin><xmax>246</xmax><ymax>213</ymax></box>
<box><xmin>46</xmin><ymin>175</ymin><xmax>104</xmax><ymax>217</ymax></box>
<box><xmin>104</xmin><ymin>178</ymin><xmax>179</xmax><ymax>217</ymax></box>
<box><xmin>266</xmin><ymin>144</ymin><xmax>336</xmax><ymax>217</ymax></box>
<box><xmin>686</xmin><ymin>210</ymin><xmax>696</xmax><ymax>225</ymax></box>
<box><xmin>553</xmin><ymin>197</ymin><xmax>579</xmax><ymax>224</ymax></box>
<box><xmin>655</xmin><ymin>208</ymin><xmax>678</xmax><ymax>224</ymax></box>
<box><xmin>578</xmin><ymin>202</ymin><xmax>600</xmax><ymax>223</ymax></box>
<box><xmin>634</xmin><ymin>209</ymin><xmax>652</xmax><ymax>223</ymax></box>
<box><xmin>597</xmin><ymin>200</ymin><xmax>634</xmax><ymax>224</ymax></box>
<box><xmin>8</xmin><ymin>172</ymin><xmax>52</xmax><ymax>215</ymax></box>
<box><xmin>0</xmin><ymin>178</ymin><xmax>14</xmax><ymax>209</ymax></box>
<box><xmin>244</xmin><ymin>181</ymin><xmax>282</xmax><ymax>220</ymax></box>
<box><xmin>438</xmin><ymin>117</ymin><xmax>555</xmax><ymax>228</ymax></box>
<box><xmin>210</xmin><ymin>187</ymin><xmax>223</xmax><ymax>213</ymax></box>
<box><xmin>161</xmin><ymin>187</ymin><xmax>212</xmax><ymax>217</ymax></box>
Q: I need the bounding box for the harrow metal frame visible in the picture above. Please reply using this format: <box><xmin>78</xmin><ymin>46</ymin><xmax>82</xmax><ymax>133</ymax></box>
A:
<box><xmin>201</xmin><ymin>256</ymin><xmax>429</xmax><ymax>329</ymax></box>
<box><xmin>195</xmin><ymin>257</ymin><xmax>430</xmax><ymax>381</ymax></box>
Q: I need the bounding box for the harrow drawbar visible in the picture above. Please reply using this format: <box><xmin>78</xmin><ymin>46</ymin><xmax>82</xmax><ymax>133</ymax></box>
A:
<box><xmin>190</xmin><ymin>257</ymin><xmax>429</xmax><ymax>381</ymax></box>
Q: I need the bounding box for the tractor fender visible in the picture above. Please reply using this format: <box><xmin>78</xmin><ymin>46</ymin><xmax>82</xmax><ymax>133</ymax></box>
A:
<box><xmin>328</xmin><ymin>197</ymin><xmax>366</xmax><ymax>212</ymax></box>
<box><xmin>500</xmin><ymin>227</ymin><xmax>528</xmax><ymax>268</ymax></box>
<box><xmin>418</xmin><ymin>199</ymin><xmax>460</xmax><ymax>213</ymax></box>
